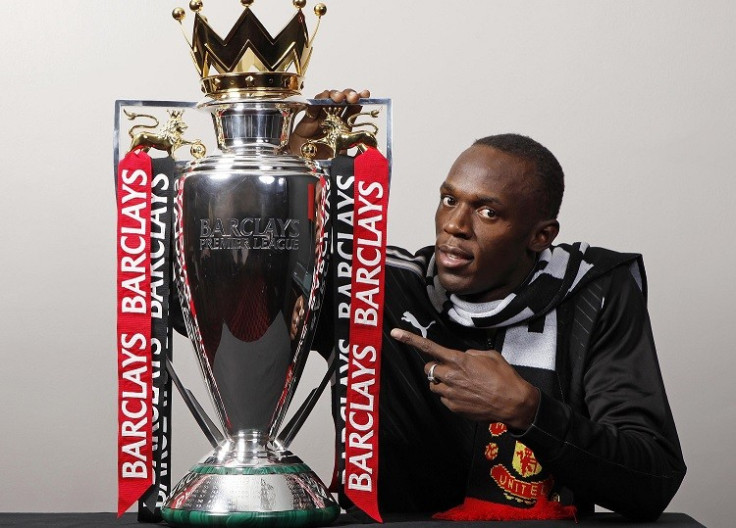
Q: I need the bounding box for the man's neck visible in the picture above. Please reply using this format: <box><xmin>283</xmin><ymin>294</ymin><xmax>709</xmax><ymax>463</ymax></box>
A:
<box><xmin>458</xmin><ymin>254</ymin><xmax>538</xmax><ymax>304</ymax></box>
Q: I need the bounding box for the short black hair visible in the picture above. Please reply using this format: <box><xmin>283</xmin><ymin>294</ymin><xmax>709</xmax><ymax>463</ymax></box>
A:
<box><xmin>473</xmin><ymin>134</ymin><xmax>564</xmax><ymax>219</ymax></box>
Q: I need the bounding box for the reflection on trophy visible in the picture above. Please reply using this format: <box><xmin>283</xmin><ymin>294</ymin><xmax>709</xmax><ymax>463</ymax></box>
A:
<box><xmin>162</xmin><ymin>1</ymin><xmax>339</xmax><ymax>525</ymax></box>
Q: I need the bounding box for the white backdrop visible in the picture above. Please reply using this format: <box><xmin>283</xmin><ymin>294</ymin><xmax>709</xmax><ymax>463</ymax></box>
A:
<box><xmin>0</xmin><ymin>1</ymin><xmax>734</xmax><ymax>526</ymax></box>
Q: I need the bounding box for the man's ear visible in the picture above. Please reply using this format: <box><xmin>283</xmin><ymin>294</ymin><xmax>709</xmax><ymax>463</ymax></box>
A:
<box><xmin>528</xmin><ymin>219</ymin><xmax>559</xmax><ymax>252</ymax></box>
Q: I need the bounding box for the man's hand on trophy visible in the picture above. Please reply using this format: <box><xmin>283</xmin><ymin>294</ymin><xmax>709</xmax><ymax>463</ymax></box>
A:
<box><xmin>290</xmin><ymin>88</ymin><xmax>371</xmax><ymax>157</ymax></box>
<box><xmin>289</xmin><ymin>295</ymin><xmax>307</xmax><ymax>341</ymax></box>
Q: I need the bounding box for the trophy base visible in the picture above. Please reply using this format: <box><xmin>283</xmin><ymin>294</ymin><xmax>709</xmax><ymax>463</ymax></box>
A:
<box><xmin>162</xmin><ymin>434</ymin><xmax>340</xmax><ymax>527</ymax></box>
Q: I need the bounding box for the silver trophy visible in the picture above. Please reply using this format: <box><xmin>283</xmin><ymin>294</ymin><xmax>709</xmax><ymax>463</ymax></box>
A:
<box><xmin>160</xmin><ymin>2</ymin><xmax>339</xmax><ymax>526</ymax></box>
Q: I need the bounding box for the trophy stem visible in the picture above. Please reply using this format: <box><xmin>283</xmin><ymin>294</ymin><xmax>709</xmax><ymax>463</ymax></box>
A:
<box><xmin>202</xmin><ymin>98</ymin><xmax>306</xmax><ymax>155</ymax></box>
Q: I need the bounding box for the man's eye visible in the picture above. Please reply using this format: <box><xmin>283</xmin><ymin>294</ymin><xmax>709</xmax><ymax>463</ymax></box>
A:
<box><xmin>479</xmin><ymin>208</ymin><xmax>496</xmax><ymax>219</ymax></box>
<box><xmin>441</xmin><ymin>196</ymin><xmax>456</xmax><ymax>207</ymax></box>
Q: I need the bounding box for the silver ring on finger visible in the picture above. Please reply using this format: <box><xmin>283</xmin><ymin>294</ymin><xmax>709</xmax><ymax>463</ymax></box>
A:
<box><xmin>427</xmin><ymin>362</ymin><xmax>440</xmax><ymax>385</ymax></box>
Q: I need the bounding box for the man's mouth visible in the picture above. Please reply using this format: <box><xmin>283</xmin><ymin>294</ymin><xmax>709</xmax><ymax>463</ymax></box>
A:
<box><xmin>436</xmin><ymin>244</ymin><xmax>473</xmax><ymax>270</ymax></box>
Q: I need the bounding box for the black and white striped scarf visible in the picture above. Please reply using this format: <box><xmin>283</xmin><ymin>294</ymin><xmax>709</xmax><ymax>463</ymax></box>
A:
<box><xmin>426</xmin><ymin>242</ymin><xmax>643</xmax><ymax>367</ymax></box>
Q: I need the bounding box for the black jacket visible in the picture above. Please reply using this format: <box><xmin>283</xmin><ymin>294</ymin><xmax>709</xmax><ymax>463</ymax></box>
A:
<box><xmin>322</xmin><ymin>246</ymin><xmax>685</xmax><ymax>520</ymax></box>
<box><xmin>518</xmin><ymin>262</ymin><xmax>686</xmax><ymax>520</ymax></box>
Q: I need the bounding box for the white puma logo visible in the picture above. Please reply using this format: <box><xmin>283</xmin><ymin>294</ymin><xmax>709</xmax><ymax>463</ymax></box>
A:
<box><xmin>401</xmin><ymin>311</ymin><xmax>436</xmax><ymax>338</ymax></box>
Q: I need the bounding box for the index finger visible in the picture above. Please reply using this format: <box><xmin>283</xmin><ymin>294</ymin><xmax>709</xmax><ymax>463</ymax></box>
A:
<box><xmin>390</xmin><ymin>328</ymin><xmax>462</xmax><ymax>363</ymax></box>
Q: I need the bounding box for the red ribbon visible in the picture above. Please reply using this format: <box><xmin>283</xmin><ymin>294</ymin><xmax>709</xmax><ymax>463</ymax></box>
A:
<box><xmin>116</xmin><ymin>149</ymin><xmax>153</xmax><ymax>516</ymax></box>
<box><xmin>345</xmin><ymin>149</ymin><xmax>390</xmax><ymax>522</ymax></box>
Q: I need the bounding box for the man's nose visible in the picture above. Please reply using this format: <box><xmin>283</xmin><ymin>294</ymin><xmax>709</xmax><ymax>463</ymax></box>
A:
<box><xmin>443</xmin><ymin>205</ymin><xmax>472</xmax><ymax>238</ymax></box>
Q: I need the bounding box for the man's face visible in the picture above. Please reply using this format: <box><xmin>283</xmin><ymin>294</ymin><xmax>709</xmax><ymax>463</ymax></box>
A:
<box><xmin>434</xmin><ymin>145</ymin><xmax>543</xmax><ymax>302</ymax></box>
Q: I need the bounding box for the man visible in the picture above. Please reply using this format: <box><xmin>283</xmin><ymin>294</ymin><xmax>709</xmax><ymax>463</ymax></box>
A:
<box><xmin>303</xmin><ymin>92</ymin><xmax>686</xmax><ymax>521</ymax></box>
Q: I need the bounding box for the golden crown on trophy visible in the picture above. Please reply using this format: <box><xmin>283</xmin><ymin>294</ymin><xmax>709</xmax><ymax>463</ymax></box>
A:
<box><xmin>173</xmin><ymin>0</ymin><xmax>326</xmax><ymax>99</ymax></box>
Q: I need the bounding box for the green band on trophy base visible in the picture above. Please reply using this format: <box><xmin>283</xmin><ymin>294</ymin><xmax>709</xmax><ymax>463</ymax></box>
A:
<box><xmin>190</xmin><ymin>463</ymin><xmax>311</xmax><ymax>476</ymax></box>
<box><xmin>161</xmin><ymin>504</ymin><xmax>340</xmax><ymax>528</ymax></box>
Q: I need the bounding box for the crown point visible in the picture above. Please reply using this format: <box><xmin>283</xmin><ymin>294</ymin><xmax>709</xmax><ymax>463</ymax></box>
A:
<box><xmin>293</xmin><ymin>0</ymin><xmax>306</xmax><ymax>8</ymax></box>
<box><xmin>240</xmin><ymin>0</ymin><xmax>254</xmax><ymax>6</ymax></box>
<box><xmin>314</xmin><ymin>3</ymin><xmax>327</xmax><ymax>17</ymax></box>
<box><xmin>172</xmin><ymin>7</ymin><xmax>186</xmax><ymax>21</ymax></box>
<box><xmin>189</xmin><ymin>0</ymin><xmax>203</xmax><ymax>12</ymax></box>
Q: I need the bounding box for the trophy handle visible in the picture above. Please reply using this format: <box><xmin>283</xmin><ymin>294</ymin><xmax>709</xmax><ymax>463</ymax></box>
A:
<box><xmin>166</xmin><ymin>358</ymin><xmax>224</xmax><ymax>447</ymax></box>
<box><xmin>166</xmin><ymin>349</ymin><xmax>332</xmax><ymax>450</ymax></box>
<box><xmin>299</xmin><ymin>108</ymin><xmax>380</xmax><ymax>160</ymax></box>
<box><xmin>276</xmin><ymin>353</ymin><xmax>337</xmax><ymax>448</ymax></box>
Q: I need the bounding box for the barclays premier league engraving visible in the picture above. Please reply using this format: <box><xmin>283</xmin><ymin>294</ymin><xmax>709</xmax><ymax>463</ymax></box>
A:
<box><xmin>160</xmin><ymin>1</ymin><xmax>338</xmax><ymax>526</ymax></box>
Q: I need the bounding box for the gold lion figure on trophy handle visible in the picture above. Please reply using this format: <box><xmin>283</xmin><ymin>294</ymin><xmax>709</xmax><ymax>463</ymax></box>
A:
<box><xmin>300</xmin><ymin>108</ymin><xmax>380</xmax><ymax>160</ymax></box>
<box><xmin>124</xmin><ymin>108</ymin><xmax>206</xmax><ymax>159</ymax></box>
